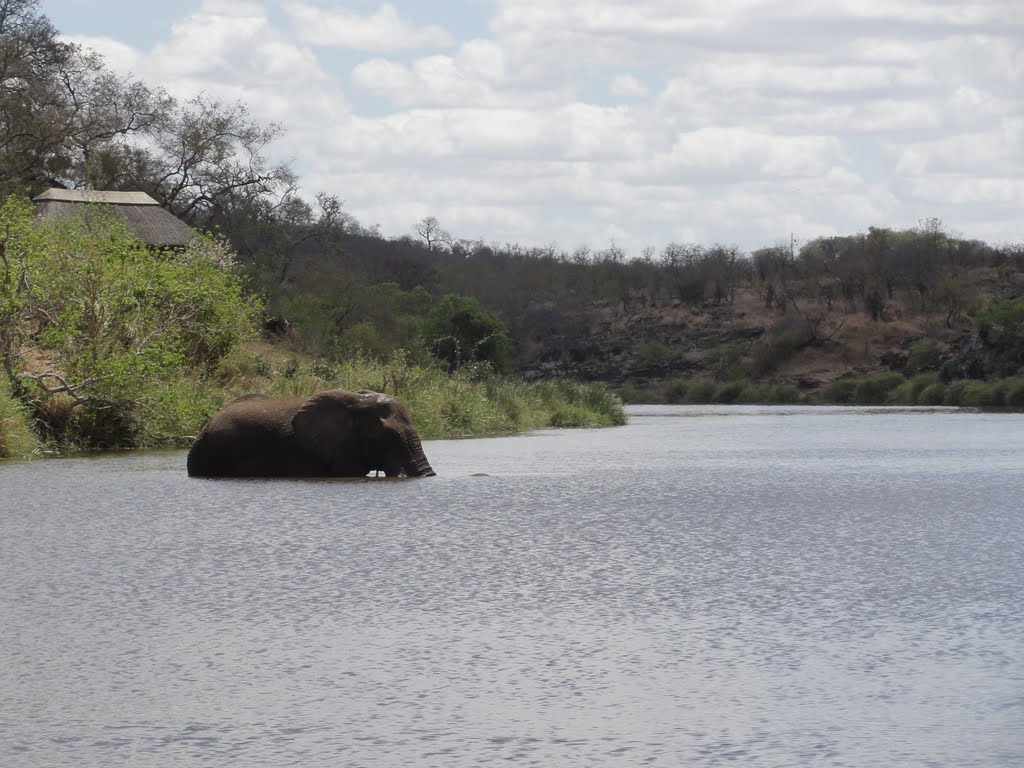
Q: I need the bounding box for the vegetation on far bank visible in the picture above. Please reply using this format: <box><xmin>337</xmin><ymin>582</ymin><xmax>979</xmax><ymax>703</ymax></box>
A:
<box><xmin>0</xmin><ymin>198</ymin><xmax>623</xmax><ymax>460</ymax></box>
<box><xmin>619</xmin><ymin>372</ymin><xmax>1024</xmax><ymax>408</ymax></box>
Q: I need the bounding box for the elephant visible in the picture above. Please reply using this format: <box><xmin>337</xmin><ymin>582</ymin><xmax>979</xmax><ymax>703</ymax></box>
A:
<box><xmin>187</xmin><ymin>389</ymin><xmax>435</xmax><ymax>478</ymax></box>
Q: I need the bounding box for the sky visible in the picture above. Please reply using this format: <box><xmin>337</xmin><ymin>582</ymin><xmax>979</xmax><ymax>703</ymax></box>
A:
<box><xmin>46</xmin><ymin>0</ymin><xmax>1023</xmax><ymax>254</ymax></box>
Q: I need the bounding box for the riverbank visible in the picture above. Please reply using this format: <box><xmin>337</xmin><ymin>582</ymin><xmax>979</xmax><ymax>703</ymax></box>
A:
<box><xmin>619</xmin><ymin>371</ymin><xmax>1024</xmax><ymax>407</ymax></box>
<box><xmin>0</xmin><ymin>344</ymin><xmax>626</xmax><ymax>461</ymax></box>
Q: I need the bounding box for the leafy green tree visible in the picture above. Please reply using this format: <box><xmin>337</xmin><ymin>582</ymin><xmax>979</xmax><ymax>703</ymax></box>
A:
<box><xmin>976</xmin><ymin>296</ymin><xmax>1024</xmax><ymax>377</ymax></box>
<box><xmin>1</xmin><ymin>195</ymin><xmax>258</xmax><ymax>447</ymax></box>
<box><xmin>428</xmin><ymin>294</ymin><xmax>511</xmax><ymax>373</ymax></box>
<box><xmin>0</xmin><ymin>194</ymin><xmax>37</xmax><ymax>394</ymax></box>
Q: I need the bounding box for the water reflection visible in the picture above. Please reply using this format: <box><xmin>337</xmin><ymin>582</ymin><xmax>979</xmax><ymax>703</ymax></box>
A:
<box><xmin>2</xmin><ymin>406</ymin><xmax>1023</xmax><ymax>766</ymax></box>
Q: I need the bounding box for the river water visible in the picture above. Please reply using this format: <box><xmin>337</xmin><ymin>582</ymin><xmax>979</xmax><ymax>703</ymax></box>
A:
<box><xmin>2</xmin><ymin>405</ymin><xmax>1023</xmax><ymax>767</ymax></box>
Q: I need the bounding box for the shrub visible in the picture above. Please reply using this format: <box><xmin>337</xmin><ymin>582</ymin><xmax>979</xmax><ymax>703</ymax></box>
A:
<box><xmin>976</xmin><ymin>296</ymin><xmax>1024</xmax><ymax>377</ymax></box>
<box><xmin>942</xmin><ymin>380</ymin><xmax>966</xmax><ymax>406</ymax></box>
<box><xmin>664</xmin><ymin>378</ymin><xmax>689</xmax><ymax>404</ymax></box>
<box><xmin>750</xmin><ymin>331</ymin><xmax>797</xmax><ymax>376</ymax></box>
<box><xmin>904</xmin><ymin>339</ymin><xmax>942</xmax><ymax>375</ymax></box>
<box><xmin>713</xmin><ymin>380</ymin><xmax>745</xmax><ymax>403</ymax></box>
<box><xmin>769</xmin><ymin>384</ymin><xmax>804</xmax><ymax>404</ymax></box>
<box><xmin>960</xmin><ymin>380</ymin><xmax>1005</xmax><ymax>408</ymax></box>
<box><xmin>428</xmin><ymin>294</ymin><xmax>512</xmax><ymax>374</ymax></box>
<box><xmin>738</xmin><ymin>383</ymin><xmax>768</xmax><ymax>403</ymax></box>
<box><xmin>637</xmin><ymin>340</ymin><xmax>677</xmax><ymax>369</ymax></box>
<box><xmin>918</xmin><ymin>382</ymin><xmax>946</xmax><ymax>406</ymax></box>
<box><xmin>887</xmin><ymin>380</ymin><xmax>914</xmax><ymax>405</ymax></box>
<box><xmin>710</xmin><ymin>346</ymin><xmax>744</xmax><ymax>382</ymax></box>
<box><xmin>2</xmin><ymin>200</ymin><xmax>259</xmax><ymax>450</ymax></box>
<box><xmin>853</xmin><ymin>372</ymin><xmax>905</xmax><ymax>405</ymax></box>
<box><xmin>616</xmin><ymin>380</ymin><xmax>647</xmax><ymax>404</ymax></box>
<box><xmin>684</xmin><ymin>380</ymin><xmax>718</xmax><ymax>403</ymax></box>
<box><xmin>821</xmin><ymin>378</ymin><xmax>857</xmax><ymax>404</ymax></box>
<box><xmin>1004</xmin><ymin>377</ymin><xmax>1024</xmax><ymax>408</ymax></box>
<box><xmin>888</xmin><ymin>372</ymin><xmax>940</xmax><ymax>405</ymax></box>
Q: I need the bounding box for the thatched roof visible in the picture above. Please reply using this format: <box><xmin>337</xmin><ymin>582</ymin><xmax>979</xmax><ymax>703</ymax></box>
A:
<box><xmin>33</xmin><ymin>189</ymin><xmax>194</xmax><ymax>248</ymax></box>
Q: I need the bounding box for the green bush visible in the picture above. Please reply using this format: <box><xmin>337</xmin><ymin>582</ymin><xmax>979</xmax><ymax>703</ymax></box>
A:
<box><xmin>750</xmin><ymin>332</ymin><xmax>797</xmax><ymax>376</ymax></box>
<box><xmin>1004</xmin><ymin>377</ymin><xmax>1024</xmax><ymax>408</ymax></box>
<box><xmin>710</xmin><ymin>346</ymin><xmax>744</xmax><ymax>382</ymax></box>
<box><xmin>737</xmin><ymin>383</ymin><xmax>768</xmax><ymax>403</ymax></box>
<box><xmin>887</xmin><ymin>380</ymin><xmax>914</xmax><ymax>405</ymax></box>
<box><xmin>943</xmin><ymin>380</ymin><xmax>969</xmax><ymax>407</ymax></box>
<box><xmin>1</xmin><ymin>199</ymin><xmax>259</xmax><ymax>450</ymax></box>
<box><xmin>684</xmin><ymin>380</ymin><xmax>718</xmax><ymax>403</ymax></box>
<box><xmin>428</xmin><ymin>294</ymin><xmax>512</xmax><ymax>374</ymax></box>
<box><xmin>713</xmin><ymin>380</ymin><xmax>745</xmax><ymax>403</ymax></box>
<box><xmin>853</xmin><ymin>372</ymin><xmax>906</xmax><ymax>405</ymax></box>
<box><xmin>664</xmin><ymin>377</ymin><xmax>689</xmax><ymax>404</ymax></box>
<box><xmin>976</xmin><ymin>296</ymin><xmax>1024</xmax><ymax>377</ymax></box>
<box><xmin>904</xmin><ymin>339</ymin><xmax>942</xmax><ymax>375</ymax></box>
<box><xmin>999</xmin><ymin>378</ymin><xmax>1024</xmax><ymax>409</ymax></box>
<box><xmin>637</xmin><ymin>340</ymin><xmax>677</xmax><ymax>369</ymax></box>
<box><xmin>888</xmin><ymin>372</ymin><xmax>940</xmax><ymax>405</ymax></box>
<box><xmin>960</xmin><ymin>380</ymin><xmax>1005</xmax><ymax>408</ymax></box>
<box><xmin>617</xmin><ymin>380</ymin><xmax>652</xmax><ymax>404</ymax></box>
<box><xmin>918</xmin><ymin>382</ymin><xmax>946</xmax><ymax>405</ymax></box>
<box><xmin>821</xmin><ymin>378</ymin><xmax>857</xmax><ymax>404</ymax></box>
<box><xmin>769</xmin><ymin>384</ymin><xmax>804</xmax><ymax>404</ymax></box>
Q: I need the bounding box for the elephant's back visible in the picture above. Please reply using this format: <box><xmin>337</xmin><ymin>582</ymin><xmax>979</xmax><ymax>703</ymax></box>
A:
<box><xmin>187</xmin><ymin>396</ymin><xmax>309</xmax><ymax>477</ymax></box>
<box><xmin>211</xmin><ymin>395</ymin><xmax>306</xmax><ymax>433</ymax></box>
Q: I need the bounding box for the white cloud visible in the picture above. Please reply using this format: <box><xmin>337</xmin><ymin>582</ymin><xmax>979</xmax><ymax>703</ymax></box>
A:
<box><xmin>65</xmin><ymin>35</ymin><xmax>142</xmax><ymax>73</ymax></box>
<box><xmin>610</xmin><ymin>75</ymin><xmax>650</xmax><ymax>99</ymax></box>
<box><xmin>51</xmin><ymin>0</ymin><xmax>1024</xmax><ymax>250</ymax></box>
<box><xmin>656</xmin><ymin>128</ymin><xmax>844</xmax><ymax>181</ymax></box>
<box><xmin>285</xmin><ymin>2</ymin><xmax>452</xmax><ymax>52</ymax></box>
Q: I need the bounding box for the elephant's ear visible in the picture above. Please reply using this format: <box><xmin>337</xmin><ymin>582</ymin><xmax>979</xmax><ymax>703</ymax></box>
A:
<box><xmin>291</xmin><ymin>390</ymin><xmax>383</xmax><ymax>451</ymax></box>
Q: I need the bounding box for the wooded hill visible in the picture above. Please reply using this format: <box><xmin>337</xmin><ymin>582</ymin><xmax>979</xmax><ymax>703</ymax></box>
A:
<box><xmin>269</xmin><ymin>219</ymin><xmax>1024</xmax><ymax>401</ymax></box>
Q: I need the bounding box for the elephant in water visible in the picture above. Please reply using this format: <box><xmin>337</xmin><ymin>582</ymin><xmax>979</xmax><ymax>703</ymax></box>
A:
<box><xmin>187</xmin><ymin>390</ymin><xmax>435</xmax><ymax>478</ymax></box>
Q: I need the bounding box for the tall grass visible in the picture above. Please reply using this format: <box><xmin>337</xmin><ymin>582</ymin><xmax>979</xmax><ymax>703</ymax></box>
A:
<box><xmin>0</xmin><ymin>380</ymin><xmax>40</xmax><ymax>460</ymax></box>
<box><xmin>4</xmin><ymin>349</ymin><xmax>626</xmax><ymax>456</ymax></box>
<box><xmin>220</xmin><ymin>349</ymin><xmax>626</xmax><ymax>439</ymax></box>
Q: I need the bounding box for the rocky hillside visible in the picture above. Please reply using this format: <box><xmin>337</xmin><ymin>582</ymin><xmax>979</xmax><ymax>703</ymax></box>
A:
<box><xmin>516</xmin><ymin>265</ymin><xmax>1023</xmax><ymax>397</ymax></box>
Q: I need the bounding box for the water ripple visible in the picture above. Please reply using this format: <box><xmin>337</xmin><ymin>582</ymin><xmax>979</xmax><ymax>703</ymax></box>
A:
<box><xmin>2</xmin><ymin>406</ymin><xmax>1023</xmax><ymax>766</ymax></box>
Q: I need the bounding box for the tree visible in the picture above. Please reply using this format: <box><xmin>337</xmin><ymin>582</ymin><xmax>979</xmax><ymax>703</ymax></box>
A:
<box><xmin>0</xmin><ymin>195</ymin><xmax>258</xmax><ymax>447</ymax></box>
<box><xmin>976</xmin><ymin>296</ymin><xmax>1024</xmax><ymax>377</ymax></box>
<box><xmin>428</xmin><ymin>294</ymin><xmax>511</xmax><ymax>373</ymax></box>
<box><xmin>131</xmin><ymin>94</ymin><xmax>295</xmax><ymax>223</ymax></box>
<box><xmin>415</xmin><ymin>216</ymin><xmax>450</xmax><ymax>253</ymax></box>
<box><xmin>0</xmin><ymin>0</ymin><xmax>166</xmax><ymax>197</ymax></box>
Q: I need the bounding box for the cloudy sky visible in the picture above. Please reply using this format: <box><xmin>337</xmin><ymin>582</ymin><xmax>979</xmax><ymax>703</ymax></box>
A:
<box><xmin>47</xmin><ymin>0</ymin><xmax>1022</xmax><ymax>253</ymax></box>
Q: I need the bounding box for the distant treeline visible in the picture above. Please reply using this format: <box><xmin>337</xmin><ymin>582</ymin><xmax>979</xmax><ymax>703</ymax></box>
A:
<box><xmin>278</xmin><ymin>217</ymin><xmax>1023</xmax><ymax>360</ymax></box>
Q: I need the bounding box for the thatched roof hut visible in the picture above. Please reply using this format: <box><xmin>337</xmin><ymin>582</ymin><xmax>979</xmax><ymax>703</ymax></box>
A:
<box><xmin>33</xmin><ymin>189</ymin><xmax>194</xmax><ymax>248</ymax></box>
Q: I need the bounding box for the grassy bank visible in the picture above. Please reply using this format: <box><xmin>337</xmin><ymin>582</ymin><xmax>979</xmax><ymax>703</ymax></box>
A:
<box><xmin>0</xmin><ymin>195</ymin><xmax>624</xmax><ymax>459</ymax></box>
<box><xmin>619</xmin><ymin>372</ymin><xmax>1024</xmax><ymax>408</ymax></box>
<box><xmin>0</xmin><ymin>346</ymin><xmax>625</xmax><ymax>459</ymax></box>
<box><xmin>821</xmin><ymin>372</ymin><xmax>1024</xmax><ymax>408</ymax></box>
<box><xmin>619</xmin><ymin>376</ymin><xmax>805</xmax><ymax>405</ymax></box>
<box><xmin>220</xmin><ymin>346</ymin><xmax>626</xmax><ymax>440</ymax></box>
<box><xmin>0</xmin><ymin>379</ymin><xmax>40</xmax><ymax>460</ymax></box>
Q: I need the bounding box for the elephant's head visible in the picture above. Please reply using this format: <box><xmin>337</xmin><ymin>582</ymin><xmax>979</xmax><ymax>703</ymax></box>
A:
<box><xmin>292</xmin><ymin>390</ymin><xmax>435</xmax><ymax>477</ymax></box>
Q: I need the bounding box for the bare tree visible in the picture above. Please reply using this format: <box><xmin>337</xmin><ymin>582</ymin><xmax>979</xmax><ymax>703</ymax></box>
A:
<box><xmin>415</xmin><ymin>216</ymin><xmax>450</xmax><ymax>252</ymax></box>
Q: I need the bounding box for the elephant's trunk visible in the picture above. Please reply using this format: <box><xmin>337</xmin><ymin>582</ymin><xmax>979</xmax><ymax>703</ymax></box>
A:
<box><xmin>402</xmin><ymin>431</ymin><xmax>435</xmax><ymax>477</ymax></box>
